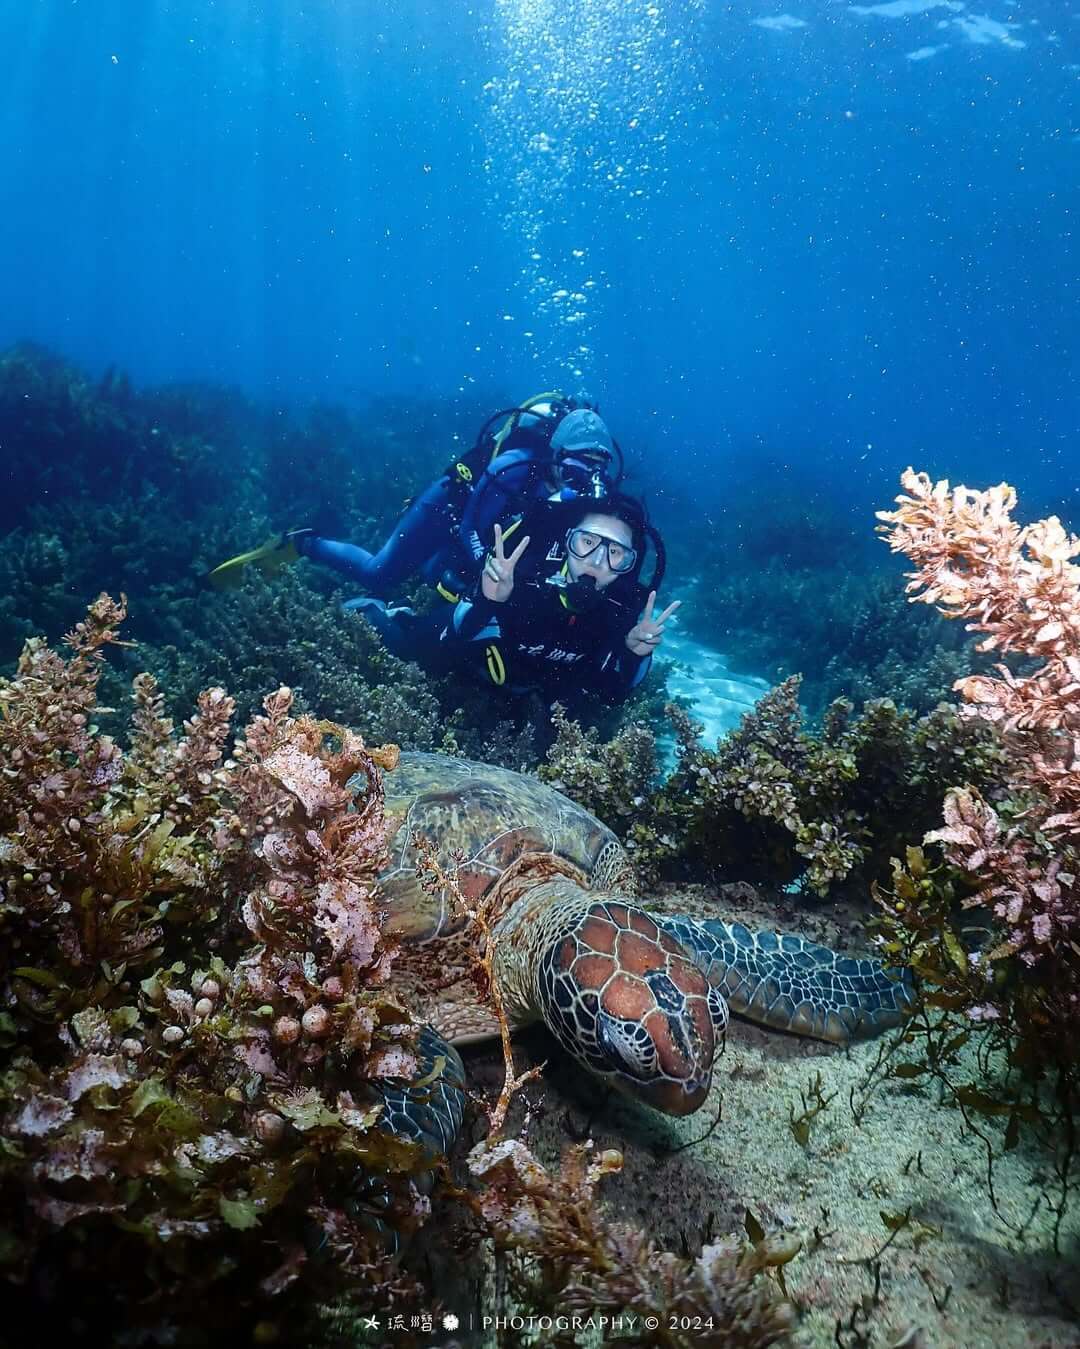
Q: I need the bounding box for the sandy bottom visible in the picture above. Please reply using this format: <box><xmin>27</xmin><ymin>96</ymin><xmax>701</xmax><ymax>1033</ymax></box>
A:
<box><xmin>653</xmin><ymin>630</ymin><xmax>769</xmax><ymax>773</ymax></box>
<box><xmin>433</xmin><ymin>883</ymin><xmax>1079</xmax><ymax>1349</ymax></box>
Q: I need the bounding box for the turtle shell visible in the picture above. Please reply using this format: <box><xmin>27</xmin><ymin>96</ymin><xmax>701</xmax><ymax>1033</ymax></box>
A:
<box><xmin>377</xmin><ymin>751</ymin><xmax>623</xmax><ymax>945</ymax></box>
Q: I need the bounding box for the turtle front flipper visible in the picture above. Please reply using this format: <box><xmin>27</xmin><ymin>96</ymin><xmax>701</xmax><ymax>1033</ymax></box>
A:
<box><xmin>347</xmin><ymin>1026</ymin><xmax>469</xmax><ymax>1254</ymax></box>
<box><xmin>373</xmin><ymin>1024</ymin><xmax>468</xmax><ymax>1161</ymax></box>
<box><xmin>653</xmin><ymin>916</ymin><xmax>915</xmax><ymax>1044</ymax></box>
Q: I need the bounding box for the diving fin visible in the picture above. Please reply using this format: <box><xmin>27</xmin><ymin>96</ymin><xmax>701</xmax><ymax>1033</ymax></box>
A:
<box><xmin>206</xmin><ymin>529</ymin><xmax>311</xmax><ymax>590</ymax></box>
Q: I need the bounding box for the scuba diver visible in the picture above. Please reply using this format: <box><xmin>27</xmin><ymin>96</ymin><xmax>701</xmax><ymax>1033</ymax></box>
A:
<box><xmin>207</xmin><ymin>393</ymin><xmax>625</xmax><ymax>604</ymax></box>
<box><xmin>352</xmin><ymin>491</ymin><xmax>679</xmax><ymax>711</ymax></box>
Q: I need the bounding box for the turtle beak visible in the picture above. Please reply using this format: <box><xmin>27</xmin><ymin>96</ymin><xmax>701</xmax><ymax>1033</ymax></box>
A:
<box><xmin>635</xmin><ymin>1071</ymin><xmax>712</xmax><ymax>1117</ymax></box>
<box><xmin>597</xmin><ymin>988</ymin><xmax>713</xmax><ymax>1116</ymax></box>
<box><xmin>629</xmin><ymin>1002</ymin><xmax>714</xmax><ymax>1116</ymax></box>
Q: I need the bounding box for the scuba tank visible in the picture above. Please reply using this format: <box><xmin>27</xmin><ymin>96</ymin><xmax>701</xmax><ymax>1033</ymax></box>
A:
<box><xmin>443</xmin><ymin>391</ymin><xmax>565</xmax><ymax>496</ymax></box>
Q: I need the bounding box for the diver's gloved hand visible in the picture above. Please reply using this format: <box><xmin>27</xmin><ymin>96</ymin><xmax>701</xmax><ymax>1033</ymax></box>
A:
<box><xmin>626</xmin><ymin>590</ymin><xmax>682</xmax><ymax>656</ymax></box>
<box><xmin>207</xmin><ymin>528</ymin><xmax>315</xmax><ymax>590</ymax></box>
<box><xmin>481</xmin><ymin>523</ymin><xmax>531</xmax><ymax>604</ymax></box>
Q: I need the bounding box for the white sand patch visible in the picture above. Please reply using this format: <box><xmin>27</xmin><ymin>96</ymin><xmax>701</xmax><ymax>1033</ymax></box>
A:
<box><xmin>656</xmin><ymin>628</ymin><xmax>770</xmax><ymax>772</ymax></box>
<box><xmin>906</xmin><ymin>43</ymin><xmax>949</xmax><ymax>59</ymax></box>
<box><xmin>461</xmin><ymin>883</ymin><xmax>1079</xmax><ymax>1348</ymax></box>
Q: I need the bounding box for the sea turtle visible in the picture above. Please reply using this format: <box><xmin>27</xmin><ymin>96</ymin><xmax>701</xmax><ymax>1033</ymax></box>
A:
<box><xmin>367</xmin><ymin>752</ymin><xmax>914</xmax><ymax>1157</ymax></box>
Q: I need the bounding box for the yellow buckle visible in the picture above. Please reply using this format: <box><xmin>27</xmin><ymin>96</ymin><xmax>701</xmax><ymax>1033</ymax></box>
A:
<box><xmin>485</xmin><ymin>644</ymin><xmax>506</xmax><ymax>686</ymax></box>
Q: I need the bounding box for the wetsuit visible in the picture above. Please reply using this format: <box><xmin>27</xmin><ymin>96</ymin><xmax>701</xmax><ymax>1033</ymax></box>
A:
<box><xmin>300</xmin><ymin>474</ymin><xmax>462</xmax><ymax>596</ymax></box>
<box><xmin>299</xmin><ymin>414</ymin><xmax>600</xmax><ymax>598</ymax></box>
<box><xmin>450</xmin><ymin>569</ymin><xmax>651</xmax><ymax>705</ymax></box>
<box><xmin>352</xmin><ymin>541</ymin><xmax>651</xmax><ymax>709</ymax></box>
<box><xmin>459</xmin><ymin>448</ymin><xmax>578</xmax><ymax>570</ymax></box>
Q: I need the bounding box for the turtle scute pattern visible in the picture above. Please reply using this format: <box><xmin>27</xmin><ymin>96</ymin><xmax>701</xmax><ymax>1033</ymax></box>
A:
<box><xmin>377</xmin><ymin>751</ymin><xmax>626</xmax><ymax>947</ymax></box>
<box><xmin>371</xmin><ymin>1025</ymin><xmax>467</xmax><ymax>1158</ymax></box>
<box><xmin>507</xmin><ymin>885</ymin><xmax>720</xmax><ymax>1116</ymax></box>
<box><xmin>351</xmin><ymin>1026</ymin><xmax>467</xmax><ymax>1254</ymax></box>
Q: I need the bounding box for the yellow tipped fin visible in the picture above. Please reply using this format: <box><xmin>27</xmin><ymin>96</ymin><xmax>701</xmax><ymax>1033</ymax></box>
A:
<box><xmin>206</xmin><ymin>534</ymin><xmax>300</xmax><ymax>590</ymax></box>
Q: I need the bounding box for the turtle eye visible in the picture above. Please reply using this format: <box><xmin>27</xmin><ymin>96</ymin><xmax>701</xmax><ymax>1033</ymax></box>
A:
<box><xmin>596</xmin><ymin>1011</ymin><xmax>658</xmax><ymax>1082</ymax></box>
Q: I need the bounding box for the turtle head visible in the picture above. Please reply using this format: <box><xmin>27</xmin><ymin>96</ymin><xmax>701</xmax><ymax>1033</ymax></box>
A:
<box><xmin>535</xmin><ymin>899</ymin><xmax>720</xmax><ymax>1116</ymax></box>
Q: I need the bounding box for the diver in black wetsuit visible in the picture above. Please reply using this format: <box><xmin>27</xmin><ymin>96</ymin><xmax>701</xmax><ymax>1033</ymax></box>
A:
<box><xmin>354</xmin><ymin>492</ymin><xmax>679</xmax><ymax>712</ymax></box>
<box><xmin>207</xmin><ymin>394</ymin><xmax>626</xmax><ymax>602</ymax></box>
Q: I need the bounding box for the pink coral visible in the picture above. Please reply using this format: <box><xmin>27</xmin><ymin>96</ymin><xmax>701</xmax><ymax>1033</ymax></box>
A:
<box><xmin>878</xmin><ymin>469</ymin><xmax>1080</xmax><ymax>980</ymax></box>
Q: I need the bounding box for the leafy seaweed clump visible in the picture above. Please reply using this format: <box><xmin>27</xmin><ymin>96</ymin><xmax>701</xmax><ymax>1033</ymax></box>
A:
<box><xmin>1</xmin><ymin>596</ymin><xmax>808</xmax><ymax>1347</ymax></box>
<box><xmin>541</xmin><ymin>679</ymin><xmax>1008</xmax><ymax>897</ymax></box>
<box><xmin>461</xmin><ymin>1095</ymin><xmax>799</xmax><ymax>1348</ymax></box>
<box><xmin>0</xmin><ymin>596</ymin><xmax>444</xmax><ymax>1342</ymax></box>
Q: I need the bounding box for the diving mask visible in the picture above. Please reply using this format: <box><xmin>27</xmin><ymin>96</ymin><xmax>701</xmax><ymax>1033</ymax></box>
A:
<box><xmin>554</xmin><ymin>450</ymin><xmax>612</xmax><ymax>499</ymax></box>
<box><xmin>566</xmin><ymin>526</ymin><xmax>637</xmax><ymax>575</ymax></box>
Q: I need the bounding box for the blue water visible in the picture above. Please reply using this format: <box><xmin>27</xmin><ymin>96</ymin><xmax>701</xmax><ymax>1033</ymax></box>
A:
<box><xmin>1</xmin><ymin>0</ymin><xmax>1077</xmax><ymax>521</ymax></box>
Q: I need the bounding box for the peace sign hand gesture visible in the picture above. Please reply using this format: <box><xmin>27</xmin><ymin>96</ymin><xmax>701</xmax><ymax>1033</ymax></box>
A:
<box><xmin>481</xmin><ymin>523</ymin><xmax>531</xmax><ymax>603</ymax></box>
<box><xmin>626</xmin><ymin>591</ymin><xmax>681</xmax><ymax>656</ymax></box>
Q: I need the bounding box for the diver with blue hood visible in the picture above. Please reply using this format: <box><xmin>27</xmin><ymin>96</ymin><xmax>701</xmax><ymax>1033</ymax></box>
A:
<box><xmin>354</xmin><ymin>490</ymin><xmax>679</xmax><ymax>711</ymax></box>
<box><xmin>207</xmin><ymin>393</ymin><xmax>625</xmax><ymax>603</ymax></box>
<box><xmin>454</xmin><ymin>399</ymin><xmax>623</xmax><ymax>590</ymax></box>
